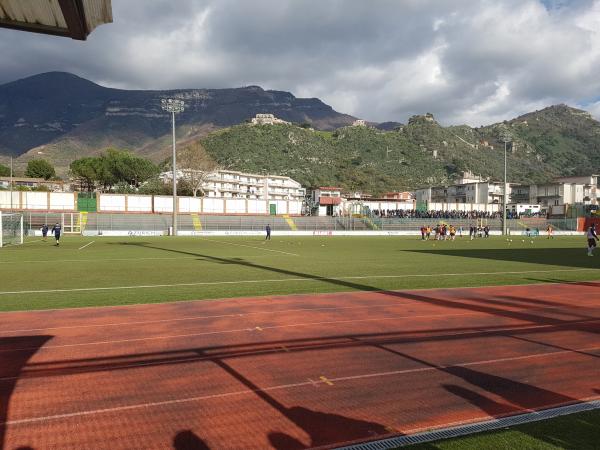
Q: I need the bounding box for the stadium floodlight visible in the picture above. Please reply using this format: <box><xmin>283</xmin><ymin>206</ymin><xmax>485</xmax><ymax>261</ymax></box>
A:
<box><xmin>502</xmin><ymin>138</ymin><xmax>511</xmax><ymax>236</ymax></box>
<box><xmin>161</xmin><ymin>98</ymin><xmax>185</xmax><ymax>236</ymax></box>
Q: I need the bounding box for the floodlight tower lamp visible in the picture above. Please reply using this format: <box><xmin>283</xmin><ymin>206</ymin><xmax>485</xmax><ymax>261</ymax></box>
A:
<box><xmin>161</xmin><ymin>98</ymin><xmax>185</xmax><ymax>236</ymax></box>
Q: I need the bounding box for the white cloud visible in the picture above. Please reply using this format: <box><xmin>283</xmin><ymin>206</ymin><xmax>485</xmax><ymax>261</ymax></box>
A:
<box><xmin>2</xmin><ymin>0</ymin><xmax>600</xmax><ymax>125</ymax></box>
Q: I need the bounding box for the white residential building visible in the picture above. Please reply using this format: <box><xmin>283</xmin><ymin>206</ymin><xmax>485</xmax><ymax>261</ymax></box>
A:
<box><xmin>529</xmin><ymin>175</ymin><xmax>599</xmax><ymax>207</ymax></box>
<box><xmin>415</xmin><ymin>174</ymin><xmax>600</xmax><ymax>213</ymax></box>
<box><xmin>161</xmin><ymin>169</ymin><xmax>305</xmax><ymax>202</ymax></box>
<box><xmin>205</xmin><ymin>170</ymin><xmax>305</xmax><ymax>201</ymax></box>
<box><xmin>416</xmin><ymin>181</ymin><xmax>510</xmax><ymax>205</ymax></box>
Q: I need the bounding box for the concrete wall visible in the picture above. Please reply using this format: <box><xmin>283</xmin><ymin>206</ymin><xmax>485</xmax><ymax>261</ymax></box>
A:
<box><xmin>0</xmin><ymin>191</ymin><xmax>76</xmax><ymax>211</ymax></box>
<box><xmin>95</xmin><ymin>193</ymin><xmax>301</xmax><ymax>215</ymax></box>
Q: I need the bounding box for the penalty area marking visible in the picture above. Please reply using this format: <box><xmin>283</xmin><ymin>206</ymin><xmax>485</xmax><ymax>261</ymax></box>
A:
<box><xmin>3</xmin><ymin>345</ymin><xmax>599</xmax><ymax>426</ymax></box>
<box><xmin>198</xmin><ymin>237</ymin><xmax>299</xmax><ymax>256</ymax></box>
<box><xmin>0</xmin><ymin>267</ymin><xmax>598</xmax><ymax>296</ymax></box>
<box><xmin>78</xmin><ymin>241</ymin><xmax>95</xmax><ymax>251</ymax></box>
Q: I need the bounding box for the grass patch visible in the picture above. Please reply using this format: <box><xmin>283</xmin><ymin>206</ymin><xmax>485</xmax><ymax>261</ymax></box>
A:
<box><xmin>0</xmin><ymin>235</ymin><xmax>598</xmax><ymax>311</ymax></box>
<box><xmin>401</xmin><ymin>409</ymin><xmax>600</xmax><ymax>450</ymax></box>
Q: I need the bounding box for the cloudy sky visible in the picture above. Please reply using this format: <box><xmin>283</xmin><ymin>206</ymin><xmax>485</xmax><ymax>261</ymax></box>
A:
<box><xmin>2</xmin><ymin>0</ymin><xmax>600</xmax><ymax>125</ymax></box>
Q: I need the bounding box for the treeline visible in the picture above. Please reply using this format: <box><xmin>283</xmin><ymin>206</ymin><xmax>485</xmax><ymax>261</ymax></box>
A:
<box><xmin>0</xmin><ymin>159</ymin><xmax>57</xmax><ymax>180</ymax></box>
<box><xmin>70</xmin><ymin>148</ymin><xmax>159</xmax><ymax>192</ymax></box>
<box><xmin>70</xmin><ymin>146</ymin><xmax>217</xmax><ymax>195</ymax></box>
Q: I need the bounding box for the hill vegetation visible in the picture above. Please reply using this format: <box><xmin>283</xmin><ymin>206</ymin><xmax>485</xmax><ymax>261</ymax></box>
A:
<box><xmin>201</xmin><ymin>105</ymin><xmax>597</xmax><ymax>193</ymax></box>
<box><xmin>2</xmin><ymin>72</ymin><xmax>600</xmax><ymax>193</ymax></box>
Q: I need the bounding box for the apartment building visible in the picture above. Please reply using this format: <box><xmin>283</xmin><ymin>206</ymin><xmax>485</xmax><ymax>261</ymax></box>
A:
<box><xmin>205</xmin><ymin>170</ymin><xmax>305</xmax><ymax>201</ymax></box>
<box><xmin>161</xmin><ymin>169</ymin><xmax>305</xmax><ymax>202</ymax></box>
<box><xmin>530</xmin><ymin>175</ymin><xmax>599</xmax><ymax>207</ymax></box>
<box><xmin>417</xmin><ymin>181</ymin><xmax>510</xmax><ymax>205</ymax></box>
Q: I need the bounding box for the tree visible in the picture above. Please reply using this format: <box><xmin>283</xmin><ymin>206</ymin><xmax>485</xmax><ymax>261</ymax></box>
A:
<box><xmin>103</xmin><ymin>149</ymin><xmax>158</xmax><ymax>188</ymax></box>
<box><xmin>0</xmin><ymin>163</ymin><xmax>10</xmax><ymax>177</ymax></box>
<box><xmin>25</xmin><ymin>159</ymin><xmax>56</xmax><ymax>180</ymax></box>
<box><xmin>70</xmin><ymin>149</ymin><xmax>159</xmax><ymax>192</ymax></box>
<box><xmin>176</xmin><ymin>142</ymin><xmax>219</xmax><ymax>197</ymax></box>
<box><xmin>138</xmin><ymin>176</ymin><xmax>170</xmax><ymax>195</ymax></box>
<box><xmin>70</xmin><ymin>157</ymin><xmax>101</xmax><ymax>191</ymax></box>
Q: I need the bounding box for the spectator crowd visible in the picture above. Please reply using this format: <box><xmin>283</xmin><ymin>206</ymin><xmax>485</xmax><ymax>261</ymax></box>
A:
<box><xmin>371</xmin><ymin>209</ymin><xmax>501</xmax><ymax>219</ymax></box>
<box><xmin>370</xmin><ymin>209</ymin><xmax>543</xmax><ymax>220</ymax></box>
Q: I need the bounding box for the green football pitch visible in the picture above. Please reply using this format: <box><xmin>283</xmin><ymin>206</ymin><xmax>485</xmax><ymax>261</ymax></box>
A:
<box><xmin>0</xmin><ymin>235</ymin><xmax>598</xmax><ymax>312</ymax></box>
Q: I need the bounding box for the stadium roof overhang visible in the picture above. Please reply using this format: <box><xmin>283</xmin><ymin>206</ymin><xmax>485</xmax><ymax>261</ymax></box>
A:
<box><xmin>0</xmin><ymin>0</ymin><xmax>112</xmax><ymax>40</ymax></box>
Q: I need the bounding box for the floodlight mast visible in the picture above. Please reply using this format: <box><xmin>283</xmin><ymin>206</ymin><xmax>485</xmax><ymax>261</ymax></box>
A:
<box><xmin>503</xmin><ymin>138</ymin><xmax>510</xmax><ymax>236</ymax></box>
<box><xmin>161</xmin><ymin>98</ymin><xmax>185</xmax><ymax>236</ymax></box>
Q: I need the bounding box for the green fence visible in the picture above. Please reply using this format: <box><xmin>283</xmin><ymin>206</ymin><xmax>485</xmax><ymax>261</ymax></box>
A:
<box><xmin>77</xmin><ymin>192</ymin><xmax>97</xmax><ymax>212</ymax></box>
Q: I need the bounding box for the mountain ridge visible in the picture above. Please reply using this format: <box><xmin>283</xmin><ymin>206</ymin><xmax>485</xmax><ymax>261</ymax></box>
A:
<box><xmin>1</xmin><ymin>73</ymin><xmax>600</xmax><ymax>192</ymax></box>
<box><xmin>0</xmin><ymin>71</ymin><xmax>356</xmax><ymax>166</ymax></box>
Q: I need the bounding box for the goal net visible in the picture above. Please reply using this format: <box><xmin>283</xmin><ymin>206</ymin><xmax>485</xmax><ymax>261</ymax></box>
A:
<box><xmin>0</xmin><ymin>211</ymin><xmax>24</xmax><ymax>247</ymax></box>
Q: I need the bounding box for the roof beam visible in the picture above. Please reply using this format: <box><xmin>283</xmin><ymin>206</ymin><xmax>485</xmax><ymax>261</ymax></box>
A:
<box><xmin>0</xmin><ymin>17</ymin><xmax>70</xmax><ymax>38</ymax></box>
<box><xmin>58</xmin><ymin>0</ymin><xmax>88</xmax><ymax>40</ymax></box>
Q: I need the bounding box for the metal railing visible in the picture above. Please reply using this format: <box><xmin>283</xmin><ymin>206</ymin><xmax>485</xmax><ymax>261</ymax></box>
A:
<box><xmin>19</xmin><ymin>212</ymin><xmax>581</xmax><ymax>233</ymax></box>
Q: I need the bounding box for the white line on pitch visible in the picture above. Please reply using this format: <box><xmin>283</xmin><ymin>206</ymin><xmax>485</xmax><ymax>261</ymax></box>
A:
<box><xmin>198</xmin><ymin>237</ymin><xmax>299</xmax><ymax>256</ymax></box>
<box><xmin>0</xmin><ymin>255</ymin><xmax>271</xmax><ymax>265</ymax></box>
<box><xmin>78</xmin><ymin>241</ymin><xmax>95</xmax><ymax>251</ymax></box>
<box><xmin>21</xmin><ymin>239</ymin><xmax>43</xmax><ymax>245</ymax></box>
<box><xmin>0</xmin><ymin>267</ymin><xmax>598</xmax><ymax>296</ymax></box>
<box><xmin>3</xmin><ymin>345</ymin><xmax>599</xmax><ymax>426</ymax></box>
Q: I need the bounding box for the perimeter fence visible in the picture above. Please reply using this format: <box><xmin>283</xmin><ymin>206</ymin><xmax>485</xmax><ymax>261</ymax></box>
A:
<box><xmin>14</xmin><ymin>212</ymin><xmax>581</xmax><ymax>234</ymax></box>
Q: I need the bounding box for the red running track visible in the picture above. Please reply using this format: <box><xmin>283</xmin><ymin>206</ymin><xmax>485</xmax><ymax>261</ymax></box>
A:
<box><xmin>0</xmin><ymin>282</ymin><xmax>599</xmax><ymax>450</ymax></box>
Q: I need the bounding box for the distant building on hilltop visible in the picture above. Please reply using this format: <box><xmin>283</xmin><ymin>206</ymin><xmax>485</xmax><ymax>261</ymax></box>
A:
<box><xmin>352</xmin><ymin>119</ymin><xmax>367</xmax><ymax>127</ymax></box>
<box><xmin>250</xmin><ymin>113</ymin><xmax>290</xmax><ymax>125</ymax></box>
<box><xmin>408</xmin><ymin>113</ymin><xmax>435</xmax><ymax>125</ymax></box>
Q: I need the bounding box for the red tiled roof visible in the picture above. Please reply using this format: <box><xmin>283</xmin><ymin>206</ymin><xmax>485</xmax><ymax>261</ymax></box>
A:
<box><xmin>319</xmin><ymin>196</ymin><xmax>342</xmax><ymax>205</ymax></box>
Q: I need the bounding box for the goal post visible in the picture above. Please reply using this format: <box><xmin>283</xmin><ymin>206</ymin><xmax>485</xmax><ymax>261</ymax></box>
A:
<box><xmin>0</xmin><ymin>211</ymin><xmax>24</xmax><ymax>247</ymax></box>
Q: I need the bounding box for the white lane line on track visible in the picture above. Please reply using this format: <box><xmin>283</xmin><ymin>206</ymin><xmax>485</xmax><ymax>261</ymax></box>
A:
<box><xmin>3</xmin><ymin>345</ymin><xmax>599</xmax><ymax>426</ymax></box>
<box><xmin>78</xmin><ymin>241</ymin><xmax>95</xmax><ymax>251</ymax></box>
<box><xmin>4</xmin><ymin>314</ymin><xmax>599</xmax><ymax>354</ymax></box>
<box><xmin>198</xmin><ymin>237</ymin><xmax>299</xmax><ymax>256</ymax></box>
<box><xmin>1</xmin><ymin>319</ymin><xmax>598</xmax><ymax>382</ymax></box>
<box><xmin>0</xmin><ymin>314</ymin><xmax>450</xmax><ymax>352</ymax></box>
<box><xmin>1</xmin><ymin>299</ymin><xmax>595</xmax><ymax>334</ymax></box>
<box><xmin>1</xmin><ymin>303</ymin><xmax>398</xmax><ymax>334</ymax></box>
<box><xmin>1</xmin><ymin>268</ymin><xmax>598</xmax><ymax>296</ymax></box>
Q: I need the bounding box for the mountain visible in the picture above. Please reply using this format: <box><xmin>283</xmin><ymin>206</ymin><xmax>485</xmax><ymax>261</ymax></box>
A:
<box><xmin>199</xmin><ymin>106</ymin><xmax>600</xmax><ymax>193</ymax></box>
<box><xmin>1</xmin><ymin>72</ymin><xmax>599</xmax><ymax>192</ymax></box>
<box><xmin>0</xmin><ymin>72</ymin><xmax>356</xmax><ymax>170</ymax></box>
